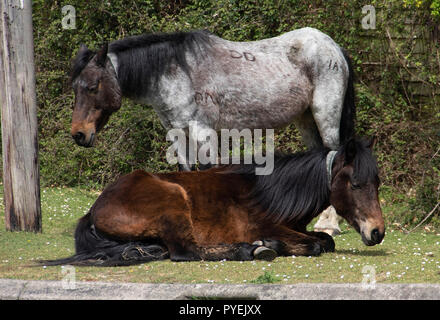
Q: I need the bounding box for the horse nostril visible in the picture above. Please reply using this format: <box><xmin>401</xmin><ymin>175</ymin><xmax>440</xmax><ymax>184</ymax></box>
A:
<box><xmin>72</xmin><ymin>131</ymin><xmax>85</xmax><ymax>144</ymax></box>
<box><xmin>371</xmin><ymin>228</ymin><xmax>380</xmax><ymax>243</ymax></box>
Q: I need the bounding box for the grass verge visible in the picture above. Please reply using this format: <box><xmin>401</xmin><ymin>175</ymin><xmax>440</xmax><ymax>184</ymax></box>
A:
<box><xmin>0</xmin><ymin>185</ymin><xmax>439</xmax><ymax>284</ymax></box>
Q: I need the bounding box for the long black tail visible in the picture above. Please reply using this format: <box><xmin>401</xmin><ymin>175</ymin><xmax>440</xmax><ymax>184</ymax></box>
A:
<box><xmin>339</xmin><ymin>48</ymin><xmax>356</xmax><ymax>144</ymax></box>
<box><xmin>39</xmin><ymin>212</ymin><xmax>169</xmax><ymax>267</ymax></box>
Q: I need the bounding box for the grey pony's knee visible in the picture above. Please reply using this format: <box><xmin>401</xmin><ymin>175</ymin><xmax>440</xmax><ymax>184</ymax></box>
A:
<box><xmin>313</xmin><ymin>206</ymin><xmax>343</xmax><ymax>236</ymax></box>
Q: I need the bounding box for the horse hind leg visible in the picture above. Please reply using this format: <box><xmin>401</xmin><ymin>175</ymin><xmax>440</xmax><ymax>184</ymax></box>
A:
<box><xmin>176</xmin><ymin>133</ymin><xmax>196</xmax><ymax>171</ymax></box>
<box><xmin>309</xmin><ymin>76</ymin><xmax>347</xmax><ymax>235</ymax></box>
<box><xmin>310</xmin><ymin>76</ymin><xmax>346</xmax><ymax>150</ymax></box>
<box><xmin>294</xmin><ymin>109</ymin><xmax>342</xmax><ymax>236</ymax></box>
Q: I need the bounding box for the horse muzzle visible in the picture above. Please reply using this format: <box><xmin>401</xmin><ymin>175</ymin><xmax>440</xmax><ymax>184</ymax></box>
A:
<box><xmin>72</xmin><ymin>131</ymin><xmax>95</xmax><ymax>148</ymax></box>
<box><xmin>361</xmin><ymin>227</ymin><xmax>385</xmax><ymax>246</ymax></box>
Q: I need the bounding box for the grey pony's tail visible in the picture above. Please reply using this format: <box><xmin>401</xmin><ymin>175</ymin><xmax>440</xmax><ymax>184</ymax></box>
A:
<box><xmin>37</xmin><ymin>212</ymin><xmax>169</xmax><ymax>267</ymax></box>
<box><xmin>339</xmin><ymin>48</ymin><xmax>356</xmax><ymax>144</ymax></box>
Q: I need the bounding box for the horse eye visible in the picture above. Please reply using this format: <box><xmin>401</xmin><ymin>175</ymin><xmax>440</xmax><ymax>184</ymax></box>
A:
<box><xmin>86</xmin><ymin>80</ymin><xmax>100</xmax><ymax>93</ymax></box>
<box><xmin>87</xmin><ymin>85</ymin><xmax>98</xmax><ymax>93</ymax></box>
<box><xmin>351</xmin><ymin>182</ymin><xmax>361</xmax><ymax>190</ymax></box>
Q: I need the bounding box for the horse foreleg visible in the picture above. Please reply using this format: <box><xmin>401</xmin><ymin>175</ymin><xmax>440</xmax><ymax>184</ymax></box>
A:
<box><xmin>166</xmin><ymin>239</ymin><xmax>277</xmax><ymax>262</ymax></box>
<box><xmin>258</xmin><ymin>226</ymin><xmax>327</xmax><ymax>256</ymax></box>
<box><xmin>188</xmin><ymin>122</ymin><xmax>218</xmax><ymax>170</ymax></box>
<box><xmin>177</xmin><ymin>134</ymin><xmax>196</xmax><ymax>171</ymax></box>
<box><xmin>197</xmin><ymin>243</ymin><xmax>277</xmax><ymax>262</ymax></box>
<box><xmin>301</xmin><ymin>230</ymin><xmax>336</xmax><ymax>252</ymax></box>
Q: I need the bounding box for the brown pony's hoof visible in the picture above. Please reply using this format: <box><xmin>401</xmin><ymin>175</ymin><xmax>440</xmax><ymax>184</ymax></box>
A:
<box><xmin>253</xmin><ymin>246</ymin><xmax>277</xmax><ymax>261</ymax></box>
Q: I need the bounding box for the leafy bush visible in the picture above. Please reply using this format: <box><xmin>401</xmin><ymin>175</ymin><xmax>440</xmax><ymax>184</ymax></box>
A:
<box><xmin>403</xmin><ymin>0</ymin><xmax>440</xmax><ymax>18</ymax></box>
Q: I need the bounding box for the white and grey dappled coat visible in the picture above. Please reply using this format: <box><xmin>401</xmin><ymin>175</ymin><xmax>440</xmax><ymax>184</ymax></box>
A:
<box><xmin>105</xmin><ymin>28</ymin><xmax>350</xmax><ymax>234</ymax></box>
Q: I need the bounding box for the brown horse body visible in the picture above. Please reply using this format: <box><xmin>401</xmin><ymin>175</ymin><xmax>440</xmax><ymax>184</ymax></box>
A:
<box><xmin>91</xmin><ymin>168</ymin><xmax>322</xmax><ymax>259</ymax></box>
<box><xmin>43</xmin><ymin>138</ymin><xmax>385</xmax><ymax>266</ymax></box>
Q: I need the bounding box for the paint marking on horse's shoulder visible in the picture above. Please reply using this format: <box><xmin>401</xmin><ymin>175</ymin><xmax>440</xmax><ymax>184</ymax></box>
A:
<box><xmin>327</xmin><ymin>59</ymin><xmax>339</xmax><ymax>72</ymax></box>
<box><xmin>287</xmin><ymin>42</ymin><xmax>302</xmax><ymax>65</ymax></box>
<box><xmin>194</xmin><ymin>90</ymin><xmax>219</xmax><ymax>106</ymax></box>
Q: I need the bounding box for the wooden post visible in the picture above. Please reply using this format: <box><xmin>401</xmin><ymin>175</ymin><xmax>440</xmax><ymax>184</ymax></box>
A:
<box><xmin>0</xmin><ymin>0</ymin><xmax>41</xmax><ymax>232</ymax></box>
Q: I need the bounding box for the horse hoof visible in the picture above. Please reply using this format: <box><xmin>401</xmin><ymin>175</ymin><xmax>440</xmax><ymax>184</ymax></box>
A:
<box><xmin>253</xmin><ymin>246</ymin><xmax>277</xmax><ymax>261</ymax></box>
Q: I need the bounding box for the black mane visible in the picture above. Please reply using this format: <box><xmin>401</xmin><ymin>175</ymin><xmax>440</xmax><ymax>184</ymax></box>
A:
<box><xmin>229</xmin><ymin>139</ymin><xmax>378</xmax><ymax>224</ymax></box>
<box><xmin>109</xmin><ymin>30</ymin><xmax>212</xmax><ymax>98</ymax></box>
<box><xmin>71</xmin><ymin>30</ymin><xmax>212</xmax><ymax>97</ymax></box>
<box><xmin>230</xmin><ymin>148</ymin><xmax>331</xmax><ymax>224</ymax></box>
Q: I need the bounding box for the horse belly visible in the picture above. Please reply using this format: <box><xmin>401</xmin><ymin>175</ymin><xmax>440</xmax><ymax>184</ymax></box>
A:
<box><xmin>217</xmin><ymin>72</ymin><xmax>312</xmax><ymax>130</ymax></box>
<box><xmin>194</xmin><ymin>44</ymin><xmax>313</xmax><ymax>130</ymax></box>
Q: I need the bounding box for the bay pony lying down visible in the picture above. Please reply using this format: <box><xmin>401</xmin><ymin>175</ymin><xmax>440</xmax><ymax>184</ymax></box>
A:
<box><xmin>42</xmin><ymin>138</ymin><xmax>384</xmax><ymax>266</ymax></box>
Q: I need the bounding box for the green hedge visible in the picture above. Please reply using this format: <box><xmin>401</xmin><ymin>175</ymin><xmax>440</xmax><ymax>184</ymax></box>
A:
<box><xmin>1</xmin><ymin>0</ymin><xmax>439</xmax><ymax>226</ymax></box>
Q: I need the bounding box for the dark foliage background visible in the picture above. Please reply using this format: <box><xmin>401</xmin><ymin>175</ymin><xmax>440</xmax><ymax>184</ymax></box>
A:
<box><xmin>1</xmin><ymin>0</ymin><xmax>439</xmax><ymax>226</ymax></box>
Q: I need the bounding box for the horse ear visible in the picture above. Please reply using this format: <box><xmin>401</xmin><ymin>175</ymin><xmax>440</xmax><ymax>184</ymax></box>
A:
<box><xmin>77</xmin><ymin>43</ymin><xmax>90</xmax><ymax>56</ymax></box>
<box><xmin>96</xmin><ymin>42</ymin><xmax>108</xmax><ymax>67</ymax></box>
<box><xmin>344</xmin><ymin>138</ymin><xmax>357</xmax><ymax>164</ymax></box>
<box><xmin>365</xmin><ymin>136</ymin><xmax>377</xmax><ymax>150</ymax></box>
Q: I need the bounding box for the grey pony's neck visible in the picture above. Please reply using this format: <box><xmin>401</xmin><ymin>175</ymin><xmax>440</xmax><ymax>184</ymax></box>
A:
<box><xmin>326</xmin><ymin>150</ymin><xmax>338</xmax><ymax>189</ymax></box>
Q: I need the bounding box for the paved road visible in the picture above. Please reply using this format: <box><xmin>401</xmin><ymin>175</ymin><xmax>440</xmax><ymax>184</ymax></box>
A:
<box><xmin>0</xmin><ymin>279</ymin><xmax>439</xmax><ymax>300</ymax></box>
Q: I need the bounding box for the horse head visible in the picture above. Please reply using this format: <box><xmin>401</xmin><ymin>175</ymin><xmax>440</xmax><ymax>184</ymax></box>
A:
<box><xmin>330</xmin><ymin>137</ymin><xmax>385</xmax><ymax>246</ymax></box>
<box><xmin>70</xmin><ymin>43</ymin><xmax>121</xmax><ymax>147</ymax></box>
